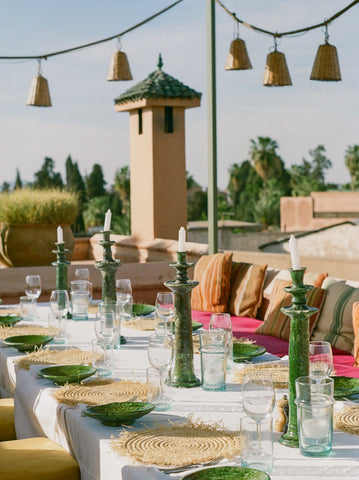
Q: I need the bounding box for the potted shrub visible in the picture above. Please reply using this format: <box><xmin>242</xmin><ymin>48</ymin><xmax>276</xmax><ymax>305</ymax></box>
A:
<box><xmin>0</xmin><ymin>189</ymin><xmax>78</xmax><ymax>267</ymax></box>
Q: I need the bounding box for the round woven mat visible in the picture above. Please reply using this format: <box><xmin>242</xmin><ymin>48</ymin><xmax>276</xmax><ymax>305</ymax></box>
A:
<box><xmin>111</xmin><ymin>419</ymin><xmax>242</xmax><ymax>467</ymax></box>
<box><xmin>0</xmin><ymin>324</ymin><xmax>58</xmax><ymax>340</ymax></box>
<box><xmin>16</xmin><ymin>348</ymin><xmax>93</xmax><ymax>370</ymax></box>
<box><xmin>53</xmin><ymin>379</ymin><xmax>150</xmax><ymax>405</ymax></box>
<box><xmin>335</xmin><ymin>405</ymin><xmax>359</xmax><ymax>435</ymax></box>
<box><xmin>125</xmin><ymin>318</ymin><xmax>155</xmax><ymax>331</ymax></box>
<box><xmin>233</xmin><ymin>363</ymin><xmax>289</xmax><ymax>388</ymax></box>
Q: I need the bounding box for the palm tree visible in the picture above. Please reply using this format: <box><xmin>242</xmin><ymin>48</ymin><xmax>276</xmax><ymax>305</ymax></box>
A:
<box><xmin>345</xmin><ymin>145</ymin><xmax>359</xmax><ymax>189</ymax></box>
<box><xmin>113</xmin><ymin>166</ymin><xmax>130</xmax><ymax>215</ymax></box>
<box><xmin>249</xmin><ymin>137</ymin><xmax>284</xmax><ymax>183</ymax></box>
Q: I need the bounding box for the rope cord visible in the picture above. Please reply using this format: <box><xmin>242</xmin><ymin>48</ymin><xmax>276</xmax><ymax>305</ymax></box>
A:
<box><xmin>216</xmin><ymin>0</ymin><xmax>359</xmax><ymax>38</ymax></box>
<box><xmin>0</xmin><ymin>0</ymin><xmax>184</xmax><ymax>60</ymax></box>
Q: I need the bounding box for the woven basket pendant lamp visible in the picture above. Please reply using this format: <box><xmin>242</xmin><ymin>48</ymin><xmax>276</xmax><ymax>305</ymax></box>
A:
<box><xmin>310</xmin><ymin>25</ymin><xmax>341</xmax><ymax>81</ymax></box>
<box><xmin>225</xmin><ymin>37</ymin><xmax>252</xmax><ymax>70</ymax></box>
<box><xmin>263</xmin><ymin>37</ymin><xmax>292</xmax><ymax>87</ymax></box>
<box><xmin>107</xmin><ymin>37</ymin><xmax>133</xmax><ymax>81</ymax></box>
<box><xmin>27</xmin><ymin>59</ymin><xmax>52</xmax><ymax>107</ymax></box>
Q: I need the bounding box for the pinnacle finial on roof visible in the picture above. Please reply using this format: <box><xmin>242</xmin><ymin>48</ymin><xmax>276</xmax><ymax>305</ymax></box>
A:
<box><xmin>157</xmin><ymin>53</ymin><xmax>163</xmax><ymax>70</ymax></box>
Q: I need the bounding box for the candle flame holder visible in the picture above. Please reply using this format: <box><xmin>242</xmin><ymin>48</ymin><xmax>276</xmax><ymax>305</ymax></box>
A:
<box><xmin>165</xmin><ymin>251</ymin><xmax>201</xmax><ymax>388</ymax></box>
<box><xmin>279</xmin><ymin>267</ymin><xmax>318</xmax><ymax>448</ymax></box>
<box><xmin>94</xmin><ymin>231</ymin><xmax>121</xmax><ymax>303</ymax></box>
<box><xmin>52</xmin><ymin>242</ymin><xmax>70</xmax><ymax>291</ymax></box>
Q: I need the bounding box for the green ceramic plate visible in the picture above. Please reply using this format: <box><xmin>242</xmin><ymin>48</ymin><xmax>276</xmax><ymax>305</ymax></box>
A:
<box><xmin>83</xmin><ymin>401</ymin><xmax>155</xmax><ymax>426</ymax></box>
<box><xmin>3</xmin><ymin>334</ymin><xmax>53</xmax><ymax>352</ymax></box>
<box><xmin>0</xmin><ymin>315</ymin><xmax>22</xmax><ymax>327</ymax></box>
<box><xmin>38</xmin><ymin>365</ymin><xmax>97</xmax><ymax>385</ymax></box>
<box><xmin>132</xmin><ymin>304</ymin><xmax>155</xmax><ymax>317</ymax></box>
<box><xmin>182</xmin><ymin>466</ymin><xmax>270</xmax><ymax>480</ymax></box>
<box><xmin>164</xmin><ymin>321</ymin><xmax>203</xmax><ymax>333</ymax></box>
<box><xmin>232</xmin><ymin>343</ymin><xmax>267</xmax><ymax>362</ymax></box>
<box><xmin>333</xmin><ymin>376</ymin><xmax>359</xmax><ymax>399</ymax></box>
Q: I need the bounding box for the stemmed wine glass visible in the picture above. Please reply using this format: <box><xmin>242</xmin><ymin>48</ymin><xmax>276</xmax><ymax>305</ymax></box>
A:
<box><xmin>155</xmin><ymin>292</ymin><xmax>174</xmax><ymax>334</ymax></box>
<box><xmin>309</xmin><ymin>341</ymin><xmax>334</xmax><ymax>381</ymax></box>
<box><xmin>49</xmin><ymin>290</ymin><xmax>70</xmax><ymax>342</ymax></box>
<box><xmin>242</xmin><ymin>373</ymin><xmax>275</xmax><ymax>453</ymax></box>
<box><xmin>94</xmin><ymin>311</ymin><xmax>119</xmax><ymax>342</ymax></box>
<box><xmin>147</xmin><ymin>333</ymin><xmax>173</xmax><ymax>409</ymax></box>
<box><xmin>116</xmin><ymin>279</ymin><xmax>133</xmax><ymax>321</ymax></box>
<box><xmin>209</xmin><ymin>313</ymin><xmax>233</xmax><ymax>367</ymax></box>
<box><xmin>25</xmin><ymin>275</ymin><xmax>42</xmax><ymax>319</ymax></box>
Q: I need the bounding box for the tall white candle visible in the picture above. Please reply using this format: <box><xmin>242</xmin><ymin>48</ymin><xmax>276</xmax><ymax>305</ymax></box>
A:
<box><xmin>57</xmin><ymin>226</ymin><xmax>63</xmax><ymax>244</ymax></box>
<box><xmin>289</xmin><ymin>234</ymin><xmax>301</xmax><ymax>270</ymax></box>
<box><xmin>104</xmin><ymin>209</ymin><xmax>112</xmax><ymax>232</ymax></box>
<box><xmin>178</xmin><ymin>226</ymin><xmax>186</xmax><ymax>252</ymax></box>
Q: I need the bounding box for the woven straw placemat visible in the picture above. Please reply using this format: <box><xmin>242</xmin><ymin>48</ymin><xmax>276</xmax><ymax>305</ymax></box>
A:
<box><xmin>0</xmin><ymin>324</ymin><xmax>58</xmax><ymax>340</ymax></box>
<box><xmin>53</xmin><ymin>378</ymin><xmax>152</xmax><ymax>405</ymax></box>
<box><xmin>335</xmin><ymin>405</ymin><xmax>359</xmax><ymax>435</ymax></box>
<box><xmin>125</xmin><ymin>318</ymin><xmax>155</xmax><ymax>331</ymax></box>
<box><xmin>0</xmin><ymin>307</ymin><xmax>21</xmax><ymax>316</ymax></box>
<box><xmin>233</xmin><ymin>363</ymin><xmax>289</xmax><ymax>389</ymax></box>
<box><xmin>16</xmin><ymin>348</ymin><xmax>93</xmax><ymax>370</ymax></box>
<box><xmin>111</xmin><ymin>418</ymin><xmax>242</xmax><ymax>467</ymax></box>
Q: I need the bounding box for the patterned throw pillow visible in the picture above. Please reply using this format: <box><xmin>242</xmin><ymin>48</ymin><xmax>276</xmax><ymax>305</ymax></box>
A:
<box><xmin>228</xmin><ymin>262</ymin><xmax>267</xmax><ymax>318</ymax></box>
<box><xmin>191</xmin><ymin>252</ymin><xmax>233</xmax><ymax>313</ymax></box>
<box><xmin>352</xmin><ymin>302</ymin><xmax>359</xmax><ymax>367</ymax></box>
<box><xmin>255</xmin><ymin>279</ymin><xmax>326</xmax><ymax>342</ymax></box>
<box><xmin>311</xmin><ymin>282</ymin><xmax>359</xmax><ymax>353</ymax></box>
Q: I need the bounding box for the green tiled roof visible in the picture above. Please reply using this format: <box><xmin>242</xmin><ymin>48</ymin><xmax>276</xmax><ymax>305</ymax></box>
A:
<box><xmin>114</xmin><ymin>57</ymin><xmax>201</xmax><ymax>105</ymax></box>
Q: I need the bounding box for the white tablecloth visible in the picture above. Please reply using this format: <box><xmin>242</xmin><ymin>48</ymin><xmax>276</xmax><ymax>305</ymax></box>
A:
<box><xmin>2</xmin><ymin>305</ymin><xmax>359</xmax><ymax>480</ymax></box>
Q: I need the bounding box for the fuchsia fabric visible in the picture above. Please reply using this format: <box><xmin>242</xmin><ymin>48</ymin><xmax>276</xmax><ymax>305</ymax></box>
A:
<box><xmin>191</xmin><ymin>310</ymin><xmax>359</xmax><ymax>379</ymax></box>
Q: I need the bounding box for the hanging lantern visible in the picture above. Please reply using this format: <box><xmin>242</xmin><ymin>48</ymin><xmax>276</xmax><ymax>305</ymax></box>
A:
<box><xmin>225</xmin><ymin>37</ymin><xmax>252</xmax><ymax>70</ymax></box>
<box><xmin>225</xmin><ymin>19</ymin><xmax>251</xmax><ymax>70</ymax></box>
<box><xmin>310</xmin><ymin>25</ymin><xmax>341</xmax><ymax>81</ymax></box>
<box><xmin>263</xmin><ymin>37</ymin><xmax>292</xmax><ymax>86</ymax></box>
<box><xmin>27</xmin><ymin>59</ymin><xmax>52</xmax><ymax>107</ymax></box>
<box><xmin>107</xmin><ymin>37</ymin><xmax>133</xmax><ymax>81</ymax></box>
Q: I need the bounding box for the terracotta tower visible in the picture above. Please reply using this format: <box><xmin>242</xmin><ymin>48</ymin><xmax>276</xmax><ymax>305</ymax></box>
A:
<box><xmin>114</xmin><ymin>55</ymin><xmax>201</xmax><ymax>241</ymax></box>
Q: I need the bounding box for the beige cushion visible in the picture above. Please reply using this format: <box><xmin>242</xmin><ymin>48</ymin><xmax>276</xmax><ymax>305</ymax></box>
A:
<box><xmin>256</xmin><ymin>279</ymin><xmax>326</xmax><ymax>342</ymax></box>
<box><xmin>228</xmin><ymin>262</ymin><xmax>267</xmax><ymax>318</ymax></box>
<box><xmin>191</xmin><ymin>253</ymin><xmax>233</xmax><ymax>313</ymax></box>
<box><xmin>311</xmin><ymin>282</ymin><xmax>359</xmax><ymax>353</ymax></box>
<box><xmin>0</xmin><ymin>398</ymin><xmax>15</xmax><ymax>441</ymax></box>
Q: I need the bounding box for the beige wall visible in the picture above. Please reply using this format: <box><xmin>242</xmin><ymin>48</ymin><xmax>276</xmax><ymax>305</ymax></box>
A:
<box><xmin>129</xmin><ymin>106</ymin><xmax>187</xmax><ymax>241</ymax></box>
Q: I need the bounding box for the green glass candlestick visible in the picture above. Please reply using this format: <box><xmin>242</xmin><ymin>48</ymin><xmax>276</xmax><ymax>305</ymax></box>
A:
<box><xmin>94</xmin><ymin>231</ymin><xmax>121</xmax><ymax>303</ymax></box>
<box><xmin>165</xmin><ymin>252</ymin><xmax>201</xmax><ymax>388</ymax></box>
<box><xmin>279</xmin><ymin>267</ymin><xmax>318</xmax><ymax>448</ymax></box>
<box><xmin>52</xmin><ymin>242</ymin><xmax>70</xmax><ymax>291</ymax></box>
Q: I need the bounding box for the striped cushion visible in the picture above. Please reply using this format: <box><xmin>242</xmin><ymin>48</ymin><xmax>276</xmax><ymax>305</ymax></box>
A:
<box><xmin>255</xmin><ymin>279</ymin><xmax>326</xmax><ymax>342</ymax></box>
<box><xmin>353</xmin><ymin>302</ymin><xmax>359</xmax><ymax>367</ymax></box>
<box><xmin>191</xmin><ymin>253</ymin><xmax>233</xmax><ymax>313</ymax></box>
<box><xmin>311</xmin><ymin>282</ymin><xmax>359</xmax><ymax>353</ymax></box>
<box><xmin>228</xmin><ymin>262</ymin><xmax>267</xmax><ymax>318</ymax></box>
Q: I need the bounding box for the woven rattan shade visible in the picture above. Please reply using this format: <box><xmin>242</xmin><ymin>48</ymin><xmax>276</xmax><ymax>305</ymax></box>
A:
<box><xmin>27</xmin><ymin>74</ymin><xmax>52</xmax><ymax>107</ymax></box>
<box><xmin>107</xmin><ymin>50</ymin><xmax>133</xmax><ymax>81</ymax></box>
<box><xmin>263</xmin><ymin>50</ymin><xmax>292</xmax><ymax>86</ymax></box>
<box><xmin>310</xmin><ymin>43</ymin><xmax>341</xmax><ymax>81</ymax></box>
<box><xmin>225</xmin><ymin>38</ymin><xmax>252</xmax><ymax>70</ymax></box>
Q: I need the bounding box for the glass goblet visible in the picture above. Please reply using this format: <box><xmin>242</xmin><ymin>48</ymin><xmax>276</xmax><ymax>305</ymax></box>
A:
<box><xmin>50</xmin><ymin>289</ymin><xmax>69</xmax><ymax>320</ymax></box>
<box><xmin>116</xmin><ymin>279</ymin><xmax>133</xmax><ymax>320</ymax></box>
<box><xmin>209</xmin><ymin>312</ymin><xmax>233</xmax><ymax>367</ymax></box>
<box><xmin>75</xmin><ymin>268</ymin><xmax>90</xmax><ymax>282</ymax></box>
<box><xmin>309</xmin><ymin>341</ymin><xmax>334</xmax><ymax>380</ymax></box>
<box><xmin>155</xmin><ymin>292</ymin><xmax>174</xmax><ymax>334</ymax></box>
<box><xmin>25</xmin><ymin>274</ymin><xmax>42</xmax><ymax>319</ymax></box>
<box><xmin>147</xmin><ymin>333</ymin><xmax>173</xmax><ymax>409</ymax></box>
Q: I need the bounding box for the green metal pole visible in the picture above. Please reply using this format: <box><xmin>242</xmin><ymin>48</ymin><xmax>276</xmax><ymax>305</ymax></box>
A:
<box><xmin>206</xmin><ymin>0</ymin><xmax>218</xmax><ymax>254</ymax></box>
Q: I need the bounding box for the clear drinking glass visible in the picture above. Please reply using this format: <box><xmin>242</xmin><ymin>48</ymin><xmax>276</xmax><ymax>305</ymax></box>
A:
<box><xmin>116</xmin><ymin>279</ymin><xmax>133</xmax><ymax>320</ymax></box>
<box><xmin>242</xmin><ymin>373</ymin><xmax>275</xmax><ymax>460</ymax></box>
<box><xmin>25</xmin><ymin>274</ymin><xmax>42</xmax><ymax>319</ymax></box>
<box><xmin>309</xmin><ymin>341</ymin><xmax>334</xmax><ymax>380</ymax></box>
<box><xmin>49</xmin><ymin>290</ymin><xmax>69</xmax><ymax>319</ymax></box>
<box><xmin>75</xmin><ymin>268</ymin><xmax>90</xmax><ymax>282</ymax></box>
<box><xmin>155</xmin><ymin>292</ymin><xmax>174</xmax><ymax>334</ymax></box>
<box><xmin>94</xmin><ymin>311</ymin><xmax>118</xmax><ymax>342</ymax></box>
<box><xmin>209</xmin><ymin>313</ymin><xmax>233</xmax><ymax>367</ymax></box>
<box><xmin>147</xmin><ymin>333</ymin><xmax>173</xmax><ymax>410</ymax></box>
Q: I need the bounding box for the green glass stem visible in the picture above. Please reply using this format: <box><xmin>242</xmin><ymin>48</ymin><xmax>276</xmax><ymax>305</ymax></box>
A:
<box><xmin>94</xmin><ymin>231</ymin><xmax>121</xmax><ymax>303</ymax></box>
<box><xmin>279</xmin><ymin>267</ymin><xmax>318</xmax><ymax>448</ymax></box>
<box><xmin>52</xmin><ymin>242</ymin><xmax>70</xmax><ymax>291</ymax></box>
<box><xmin>165</xmin><ymin>251</ymin><xmax>200</xmax><ymax>388</ymax></box>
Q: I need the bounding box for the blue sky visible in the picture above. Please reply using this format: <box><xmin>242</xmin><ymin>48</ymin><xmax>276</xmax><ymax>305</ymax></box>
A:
<box><xmin>0</xmin><ymin>0</ymin><xmax>358</xmax><ymax>189</ymax></box>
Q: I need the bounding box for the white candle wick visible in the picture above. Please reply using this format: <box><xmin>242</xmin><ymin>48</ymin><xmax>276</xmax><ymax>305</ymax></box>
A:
<box><xmin>104</xmin><ymin>209</ymin><xmax>112</xmax><ymax>232</ymax></box>
<box><xmin>289</xmin><ymin>234</ymin><xmax>301</xmax><ymax>270</ymax></box>
<box><xmin>57</xmin><ymin>226</ymin><xmax>63</xmax><ymax>244</ymax></box>
<box><xmin>178</xmin><ymin>226</ymin><xmax>186</xmax><ymax>252</ymax></box>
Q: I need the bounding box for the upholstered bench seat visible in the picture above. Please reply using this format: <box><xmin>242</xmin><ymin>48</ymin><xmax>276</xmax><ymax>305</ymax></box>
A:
<box><xmin>0</xmin><ymin>398</ymin><xmax>16</xmax><ymax>441</ymax></box>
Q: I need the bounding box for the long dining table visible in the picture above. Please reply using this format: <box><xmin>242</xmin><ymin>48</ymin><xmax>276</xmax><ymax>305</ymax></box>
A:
<box><xmin>1</xmin><ymin>304</ymin><xmax>359</xmax><ymax>480</ymax></box>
